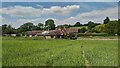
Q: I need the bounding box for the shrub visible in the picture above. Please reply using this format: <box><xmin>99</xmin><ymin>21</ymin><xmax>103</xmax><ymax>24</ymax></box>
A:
<box><xmin>78</xmin><ymin>33</ymin><xmax>111</xmax><ymax>37</ymax></box>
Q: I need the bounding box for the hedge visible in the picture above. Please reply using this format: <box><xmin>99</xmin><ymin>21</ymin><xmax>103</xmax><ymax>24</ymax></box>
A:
<box><xmin>78</xmin><ymin>33</ymin><xmax>111</xmax><ymax>36</ymax></box>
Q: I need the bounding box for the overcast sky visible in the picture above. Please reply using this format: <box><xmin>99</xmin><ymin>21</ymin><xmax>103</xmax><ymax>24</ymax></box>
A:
<box><xmin>1</xmin><ymin>2</ymin><xmax>118</xmax><ymax>28</ymax></box>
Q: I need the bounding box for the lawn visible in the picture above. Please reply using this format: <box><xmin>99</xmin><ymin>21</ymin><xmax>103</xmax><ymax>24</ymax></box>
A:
<box><xmin>2</xmin><ymin>37</ymin><xmax>118</xmax><ymax>66</ymax></box>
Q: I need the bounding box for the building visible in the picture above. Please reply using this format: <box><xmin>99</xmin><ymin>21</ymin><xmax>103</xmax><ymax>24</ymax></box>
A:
<box><xmin>26</xmin><ymin>28</ymin><xmax>78</xmax><ymax>39</ymax></box>
<box><xmin>26</xmin><ymin>30</ymin><xmax>44</xmax><ymax>37</ymax></box>
<box><xmin>37</xmin><ymin>30</ymin><xmax>64</xmax><ymax>39</ymax></box>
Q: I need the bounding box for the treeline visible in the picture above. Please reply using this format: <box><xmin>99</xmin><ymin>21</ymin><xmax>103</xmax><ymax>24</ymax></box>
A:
<box><xmin>1</xmin><ymin>17</ymin><xmax>120</xmax><ymax>36</ymax></box>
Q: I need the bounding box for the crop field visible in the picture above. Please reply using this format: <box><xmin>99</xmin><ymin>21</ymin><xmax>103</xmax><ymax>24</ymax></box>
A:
<box><xmin>2</xmin><ymin>37</ymin><xmax>118</xmax><ymax>66</ymax></box>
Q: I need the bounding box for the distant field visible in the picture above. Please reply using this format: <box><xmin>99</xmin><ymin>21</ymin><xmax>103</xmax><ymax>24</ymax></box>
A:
<box><xmin>70</xmin><ymin>26</ymin><xmax>88</xmax><ymax>29</ymax></box>
<box><xmin>2</xmin><ymin>37</ymin><xmax>118</xmax><ymax>66</ymax></box>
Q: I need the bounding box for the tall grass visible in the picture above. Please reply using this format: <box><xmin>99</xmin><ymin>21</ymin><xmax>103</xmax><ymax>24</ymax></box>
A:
<box><xmin>2</xmin><ymin>37</ymin><xmax>118</xmax><ymax>66</ymax></box>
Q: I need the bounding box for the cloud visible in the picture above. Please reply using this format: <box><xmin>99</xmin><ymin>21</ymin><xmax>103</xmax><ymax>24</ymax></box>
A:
<box><xmin>118</xmin><ymin>6</ymin><xmax>120</xmax><ymax>18</ymax></box>
<box><xmin>77</xmin><ymin>7</ymin><xmax>118</xmax><ymax>19</ymax></box>
<box><xmin>0</xmin><ymin>16</ymin><xmax>3</xmax><ymax>25</ymax></box>
<box><xmin>2</xmin><ymin>6</ymin><xmax>42</xmax><ymax>18</ymax></box>
<box><xmin>1</xmin><ymin>5</ymin><xmax>118</xmax><ymax>28</ymax></box>
<box><xmin>44</xmin><ymin>5</ymin><xmax>80</xmax><ymax>15</ymax></box>
<box><xmin>64</xmin><ymin>7</ymin><xmax>118</xmax><ymax>24</ymax></box>
<box><xmin>1</xmin><ymin>5</ymin><xmax>80</xmax><ymax>18</ymax></box>
<box><xmin>0</xmin><ymin>16</ymin><xmax>5</xmax><ymax>26</ymax></box>
<box><xmin>54</xmin><ymin>7</ymin><xmax>118</xmax><ymax>25</ymax></box>
<box><xmin>36</xmin><ymin>4</ymin><xmax>44</xmax><ymax>8</ymax></box>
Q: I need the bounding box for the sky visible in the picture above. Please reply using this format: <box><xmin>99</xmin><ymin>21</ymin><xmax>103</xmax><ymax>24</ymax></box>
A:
<box><xmin>1</xmin><ymin>2</ymin><xmax>118</xmax><ymax>28</ymax></box>
<box><xmin>1</xmin><ymin>0</ymin><xmax>120</xmax><ymax>2</ymax></box>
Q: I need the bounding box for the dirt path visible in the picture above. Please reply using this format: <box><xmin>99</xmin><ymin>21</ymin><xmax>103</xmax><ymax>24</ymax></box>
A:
<box><xmin>81</xmin><ymin>50</ymin><xmax>91</xmax><ymax>68</ymax></box>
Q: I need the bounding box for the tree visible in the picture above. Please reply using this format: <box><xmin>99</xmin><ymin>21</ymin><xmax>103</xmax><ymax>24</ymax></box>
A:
<box><xmin>104</xmin><ymin>17</ymin><xmax>110</xmax><ymax>24</ymax></box>
<box><xmin>19</xmin><ymin>22</ymin><xmax>34</xmax><ymax>32</ymax></box>
<box><xmin>57</xmin><ymin>25</ymin><xmax>64</xmax><ymax>29</ymax></box>
<box><xmin>74</xmin><ymin>22</ymin><xmax>82</xmax><ymax>27</ymax></box>
<box><xmin>4</xmin><ymin>25</ymin><xmax>15</xmax><ymax>34</ymax></box>
<box><xmin>45</xmin><ymin>19</ymin><xmax>55</xmax><ymax>30</ymax></box>
<box><xmin>94</xmin><ymin>24</ymin><xmax>106</xmax><ymax>33</ymax></box>
<box><xmin>105</xmin><ymin>20</ymin><xmax>118</xmax><ymax>35</ymax></box>
<box><xmin>88</xmin><ymin>21</ymin><xmax>96</xmax><ymax>31</ymax></box>
<box><xmin>63</xmin><ymin>24</ymin><xmax>69</xmax><ymax>28</ymax></box>
<box><xmin>0</xmin><ymin>26</ymin><xmax>2</xmax><ymax>35</ymax></box>
<box><xmin>118</xmin><ymin>19</ymin><xmax>120</xmax><ymax>35</ymax></box>
<box><xmin>80</xmin><ymin>27</ymin><xmax>87</xmax><ymax>33</ymax></box>
<box><xmin>33</xmin><ymin>25</ymin><xmax>39</xmax><ymax>30</ymax></box>
<box><xmin>2</xmin><ymin>24</ymin><xmax>7</xmax><ymax>34</ymax></box>
<box><xmin>2</xmin><ymin>24</ymin><xmax>7</xmax><ymax>31</ymax></box>
<box><xmin>38</xmin><ymin>23</ymin><xmax>43</xmax><ymax>30</ymax></box>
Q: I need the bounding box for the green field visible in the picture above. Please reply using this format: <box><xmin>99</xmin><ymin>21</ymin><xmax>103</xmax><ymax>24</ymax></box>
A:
<box><xmin>2</xmin><ymin>37</ymin><xmax>118</xmax><ymax>66</ymax></box>
<box><xmin>71</xmin><ymin>26</ymin><xmax>88</xmax><ymax>29</ymax></box>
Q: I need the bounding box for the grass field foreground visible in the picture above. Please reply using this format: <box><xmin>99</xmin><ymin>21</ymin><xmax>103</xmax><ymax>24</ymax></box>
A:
<box><xmin>2</xmin><ymin>37</ymin><xmax>118</xmax><ymax>66</ymax></box>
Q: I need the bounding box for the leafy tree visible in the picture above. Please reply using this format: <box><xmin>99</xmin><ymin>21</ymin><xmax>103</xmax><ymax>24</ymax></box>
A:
<box><xmin>94</xmin><ymin>24</ymin><xmax>106</xmax><ymax>33</ymax></box>
<box><xmin>19</xmin><ymin>22</ymin><xmax>34</xmax><ymax>32</ymax></box>
<box><xmin>33</xmin><ymin>25</ymin><xmax>39</xmax><ymax>30</ymax></box>
<box><xmin>88</xmin><ymin>21</ymin><xmax>96</xmax><ymax>31</ymax></box>
<box><xmin>57</xmin><ymin>24</ymin><xmax>70</xmax><ymax>29</ymax></box>
<box><xmin>45</xmin><ymin>19</ymin><xmax>55</xmax><ymax>30</ymax></box>
<box><xmin>63</xmin><ymin>24</ymin><xmax>69</xmax><ymax>28</ymax></box>
<box><xmin>118</xmin><ymin>19</ymin><xmax>120</xmax><ymax>35</ymax></box>
<box><xmin>74</xmin><ymin>22</ymin><xmax>82</xmax><ymax>27</ymax></box>
<box><xmin>83</xmin><ymin>23</ymin><xmax>88</xmax><ymax>26</ymax></box>
<box><xmin>2</xmin><ymin>24</ymin><xmax>7</xmax><ymax>31</ymax></box>
<box><xmin>68</xmin><ymin>24</ymin><xmax>73</xmax><ymax>27</ymax></box>
<box><xmin>80</xmin><ymin>27</ymin><xmax>87</xmax><ymax>33</ymax></box>
<box><xmin>105</xmin><ymin>20</ymin><xmax>118</xmax><ymax>35</ymax></box>
<box><xmin>4</xmin><ymin>25</ymin><xmax>15</xmax><ymax>34</ymax></box>
<box><xmin>104</xmin><ymin>17</ymin><xmax>110</xmax><ymax>24</ymax></box>
<box><xmin>0</xmin><ymin>26</ymin><xmax>2</xmax><ymax>35</ymax></box>
<box><xmin>38</xmin><ymin>23</ymin><xmax>43</xmax><ymax>30</ymax></box>
<box><xmin>2</xmin><ymin>24</ymin><xmax>7</xmax><ymax>34</ymax></box>
<box><xmin>57</xmin><ymin>25</ymin><xmax>64</xmax><ymax>29</ymax></box>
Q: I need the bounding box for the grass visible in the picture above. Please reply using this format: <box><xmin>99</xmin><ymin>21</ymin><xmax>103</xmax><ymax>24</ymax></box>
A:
<box><xmin>70</xmin><ymin>26</ymin><xmax>88</xmax><ymax>29</ymax></box>
<box><xmin>2</xmin><ymin>37</ymin><xmax>118</xmax><ymax>66</ymax></box>
<box><xmin>78</xmin><ymin>36</ymin><xmax>118</xmax><ymax>40</ymax></box>
<box><xmin>0</xmin><ymin>36</ymin><xmax>2</xmax><ymax>67</ymax></box>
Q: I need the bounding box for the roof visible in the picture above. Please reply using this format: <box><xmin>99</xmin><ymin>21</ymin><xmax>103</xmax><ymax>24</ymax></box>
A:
<box><xmin>37</xmin><ymin>30</ymin><xmax>63</xmax><ymax>36</ymax></box>
<box><xmin>26</xmin><ymin>28</ymin><xmax>78</xmax><ymax>36</ymax></box>
<box><xmin>26</xmin><ymin>30</ymin><xmax>44</xmax><ymax>35</ymax></box>
<box><xmin>66</xmin><ymin>28</ymin><xmax>78</xmax><ymax>34</ymax></box>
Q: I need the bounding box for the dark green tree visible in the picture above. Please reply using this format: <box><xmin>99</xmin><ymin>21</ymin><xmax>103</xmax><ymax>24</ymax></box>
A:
<box><xmin>80</xmin><ymin>27</ymin><xmax>87</xmax><ymax>33</ymax></box>
<box><xmin>74</xmin><ymin>22</ymin><xmax>82</xmax><ymax>27</ymax></box>
<box><xmin>63</xmin><ymin>24</ymin><xmax>69</xmax><ymax>28</ymax></box>
<box><xmin>2</xmin><ymin>24</ymin><xmax>7</xmax><ymax>34</ymax></box>
<box><xmin>4</xmin><ymin>25</ymin><xmax>15</xmax><ymax>34</ymax></box>
<box><xmin>104</xmin><ymin>17</ymin><xmax>110</xmax><ymax>24</ymax></box>
<box><xmin>57</xmin><ymin>25</ymin><xmax>64</xmax><ymax>29</ymax></box>
<box><xmin>19</xmin><ymin>22</ymin><xmax>34</xmax><ymax>32</ymax></box>
<box><xmin>105</xmin><ymin>20</ymin><xmax>118</xmax><ymax>35</ymax></box>
<box><xmin>45</xmin><ymin>19</ymin><xmax>55</xmax><ymax>30</ymax></box>
<box><xmin>38</xmin><ymin>23</ymin><xmax>43</xmax><ymax>30</ymax></box>
<box><xmin>118</xmin><ymin>19</ymin><xmax>120</xmax><ymax>35</ymax></box>
<box><xmin>88</xmin><ymin>21</ymin><xmax>96</xmax><ymax>31</ymax></box>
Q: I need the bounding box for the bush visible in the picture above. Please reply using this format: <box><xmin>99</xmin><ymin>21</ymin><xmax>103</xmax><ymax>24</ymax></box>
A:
<box><xmin>91</xmin><ymin>33</ymin><xmax>110</xmax><ymax>36</ymax></box>
<box><xmin>79</xmin><ymin>28</ymin><xmax>87</xmax><ymax>33</ymax></box>
<box><xmin>78</xmin><ymin>33</ymin><xmax>111</xmax><ymax>37</ymax></box>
